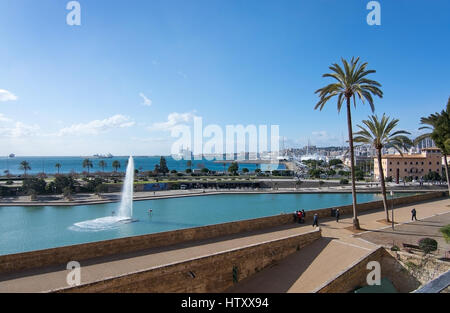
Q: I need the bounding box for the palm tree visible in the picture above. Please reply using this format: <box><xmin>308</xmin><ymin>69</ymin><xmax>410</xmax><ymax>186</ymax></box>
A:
<box><xmin>82</xmin><ymin>158</ymin><xmax>93</xmax><ymax>175</ymax></box>
<box><xmin>55</xmin><ymin>163</ymin><xmax>61</xmax><ymax>174</ymax></box>
<box><xmin>112</xmin><ymin>160</ymin><xmax>121</xmax><ymax>172</ymax></box>
<box><xmin>354</xmin><ymin>114</ymin><xmax>412</xmax><ymax>222</ymax></box>
<box><xmin>98</xmin><ymin>160</ymin><xmax>107</xmax><ymax>173</ymax></box>
<box><xmin>20</xmin><ymin>161</ymin><xmax>31</xmax><ymax>176</ymax></box>
<box><xmin>415</xmin><ymin>97</ymin><xmax>450</xmax><ymax>196</ymax></box>
<box><xmin>315</xmin><ymin>57</ymin><xmax>383</xmax><ymax>229</ymax></box>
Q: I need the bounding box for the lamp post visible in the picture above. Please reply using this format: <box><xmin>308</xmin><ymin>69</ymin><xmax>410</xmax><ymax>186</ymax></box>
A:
<box><xmin>390</xmin><ymin>190</ymin><xmax>394</xmax><ymax>230</ymax></box>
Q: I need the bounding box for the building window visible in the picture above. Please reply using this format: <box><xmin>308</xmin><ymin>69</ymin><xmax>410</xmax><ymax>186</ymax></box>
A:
<box><xmin>410</xmin><ymin>162</ymin><xmax>413</xmax><ymax>165</ymax></box>
<box><xmin>416</xmin><ymin>162</ymin><xmax>418</xmax><ymax>165</ymax></box>
<box><xmin>429</xmin><ymin>169</ymin><xmax>432</xmax><ymax>172</ymax></box>
<box><xmin>421</xmin><ymin>162</ymin><xmax>424</xmax><ymax>165</ymax></box>
<box><xmin>405</xmin><ymin>162</ymin><xmax>407</xmax><ymax>165</ymax></box>
<box><xmin>389</xmin><ymin>162</ymin><xmax>392</xmax><ymax>165</ymax></box>
<box><xmin>389</xmin><ymin>169</ymin><xmax>392</xmax><ymax>172</ymax></box>
<box><xmin>397</xmin><ymin>162</ymin><xmax>399</xmax><ymax>165</ymax></box>
<box><xmin>405</xmin><ymin>169</ymin><xmax>407</xmax><ymax>172</ymax></box>
<box><xmin>429</xmin><ymin>162</ymin><xmax>432</xmax><ymax>165</ymax></box>
<box><xmin>437</xmin><ymin>162</ymin><xmax>440</xmax><ymax>165</ymax></box>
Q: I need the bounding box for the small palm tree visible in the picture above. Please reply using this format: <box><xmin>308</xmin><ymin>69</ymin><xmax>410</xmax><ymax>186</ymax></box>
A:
<box><xmin>415</xmin><ymin>97</ymin><xmax>450</xmax><ymax>196</ymax></box>
<box><xmin>315</xmin><ymin>57</ymin><xmax>383</xmax><ymax>229</ymax></box>
<box><xmin>98</xmin><ymin>160</ymin><xmax>107</xmax><ymax>173</ymax></box>
<box><xmin>354</xmin><ymin>114</ymin><xmax>412</xmax><ymax>222</ymax></box>
<box><xmin>20</xmin><ymin>161</ymin><xmax>31</xmax><ymax>176</ymax></box>
<box><xmin>55</xmin><ymin>163</ymin><xmax>61</xmax><ymax>174</ymax></box>
<box><xmin>112</xmin><ymin>160</ymin><xmax>121</xmax><ymax>172</ymax></box>
<box><xmin>82</xmin><ymin>158</ymin><xmax>93</xmax><ymax>175</ymax></box>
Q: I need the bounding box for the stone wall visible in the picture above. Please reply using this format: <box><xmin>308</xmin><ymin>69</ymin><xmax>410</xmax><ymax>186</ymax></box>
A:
<box><xmin>0</xmin><ymin>191</ymin><xmax>445</xmax><ymax>275</ymax></box>
<box><xmin>0</xmin><ymin>213</ymin><xmax>295</xmax><ymax>275</ymax></box>
<box><xmin>316</xmin><ymin>247</ymin><xmax>422</xmax><ymax>293</ymax></box>
<box><xmin>54</xmin><ymin>229</ymin><xmax>322</xmax><ymax>293</ymax></box>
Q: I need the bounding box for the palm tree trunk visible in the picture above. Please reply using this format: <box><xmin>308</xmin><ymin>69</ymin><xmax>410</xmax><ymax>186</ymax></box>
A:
<box><xmin>346</xmin><ymin>98</ymin><xmax>360</xmax><ymax>229</ymax></box>
<box><xmin>377</xmin><ymin>148</ymin><xmax>390</xmax><ymax>222</ymax></box>
<box><xmin>444</xmin><ymin>154</ymin><xmax>450</xmax><ymax>197</ymax></box>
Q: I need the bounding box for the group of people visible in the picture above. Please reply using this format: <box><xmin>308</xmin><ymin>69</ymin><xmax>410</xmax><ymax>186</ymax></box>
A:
<box><xmin>294</xmin><ymin>209</ymin><xmax>306</xmax><ymax>223</ymax></box>
<box><xmin>293</xmin><ymin>208</ymin><xmax>342</xmax><ymax>228</ymax></box>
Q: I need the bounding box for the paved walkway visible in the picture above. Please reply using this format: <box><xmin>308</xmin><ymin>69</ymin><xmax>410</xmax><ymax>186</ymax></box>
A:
<box><xmin>0</xmin><ymin>224</ymin><xmax>312</xmax><ymax>293</ymax></box>
<box><xmin>228</xmin><ymin>197</ymin><xmax>450</xmax><ymax>293</ymax></box>
<box><xmin>1</xmin><ymin>197</ymin><xmax>448</xmax><ymax>293</ymax></box>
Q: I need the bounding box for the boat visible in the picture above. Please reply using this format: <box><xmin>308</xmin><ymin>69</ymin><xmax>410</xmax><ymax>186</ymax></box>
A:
<box><xmin>8</xmin><ymin>153</ymin><xmax>15</xmax><ymax>158</ymax></box>
<box><xmin>92</xmin><ymin>153</ymin><xmax>113</xmax><ymax>159</ymax></box>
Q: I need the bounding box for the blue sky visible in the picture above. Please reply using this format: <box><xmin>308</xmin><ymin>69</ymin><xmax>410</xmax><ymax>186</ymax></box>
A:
<box><xmin>0</xmin><ymin>0</ymin><xmax>449</xmax><ymax>156</ymax></box>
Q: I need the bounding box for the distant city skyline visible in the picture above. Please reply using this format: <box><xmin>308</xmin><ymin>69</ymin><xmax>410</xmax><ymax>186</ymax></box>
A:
<box><xmin>0</xmin><ymin>0</ymin><xmax>449</xmax><ymax>156</ymax></box>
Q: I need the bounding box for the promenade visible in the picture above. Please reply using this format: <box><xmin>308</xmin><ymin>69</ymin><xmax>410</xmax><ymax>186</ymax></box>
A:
<box><xmin>0</xmin><ymin>197</ymin><xmax>448</xmax><ymax>293</ymax></box>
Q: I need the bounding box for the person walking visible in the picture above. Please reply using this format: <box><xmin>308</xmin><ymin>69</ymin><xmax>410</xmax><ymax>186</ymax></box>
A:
<box><xmin>336</xmin><ymin>208</ymin><xmax>340</xmax><ymax>223</ymax></box>
<box><xmin>411</xmin><ymin>208</ymin><xmax>417</xmax><ymax>221</ymax></box>
<box><xmin>312</xmin><ymin>213</ymin><xmax>319</xmax><ymax>227</ymax></box>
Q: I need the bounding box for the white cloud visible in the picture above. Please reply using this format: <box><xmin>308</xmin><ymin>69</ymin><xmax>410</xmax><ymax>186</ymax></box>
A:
<box><xmin>58</xmin><ymin>114</ymin><xmax>135</xmax><ymax>136</ymax></box>
<box><xmin>0</xmin><ymin>113</ymin><xmax>13</xmax><ymax>123</ymax></box>
<box><xmin>139</xmin><ymin>92</ymin><xmax>152</xmax><ymax>106</ymax></box>
<box><xmin>0</xmin><ymin>89</ymin><xmax>18</xmax><ymax>102</ymax></box>
<box><xmin>0</xmin><ymin>121</ymin><xmax>40</xmax><ymax>138</ymax></box>
<box><xmin>150</xmin><ymin>112</ymin><xmax>197</xmax><ymax>132</ymax></box>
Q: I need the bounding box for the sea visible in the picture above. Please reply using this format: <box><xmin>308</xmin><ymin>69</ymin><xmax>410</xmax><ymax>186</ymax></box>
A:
<box><xmin>1</xmin><ymin>156</ymin><xmax>285</xmax><ymax>175</ymax></box>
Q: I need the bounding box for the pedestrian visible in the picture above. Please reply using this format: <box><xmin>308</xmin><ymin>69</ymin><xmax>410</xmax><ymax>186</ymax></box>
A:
<box><xmin>302</xmin><ymin>209</ymin><xmax>306</xmax><ymax>220</ymax></box>
<box><xmin>336</xmin><ymin>208</ymin><xmax>340</xmax><ymax>223</ymax></box>
<box><xmin>297</xmin><ymin>210</ymin><xmax>303</xmax><ymax>224</ymax></box>
<box><xmin>411</xmin><ymin>208</ymin><xmax>417</xmax><ymax>221</ymax></box>
<box><xmin>312</xmin><ymin>213</ymin><xmax>319</xmax><ymax>227</ymax></box>
<box><xmin>293</xmin><ymin>210</ymin><xmax>298</xmax><ymax>222</ymax></box>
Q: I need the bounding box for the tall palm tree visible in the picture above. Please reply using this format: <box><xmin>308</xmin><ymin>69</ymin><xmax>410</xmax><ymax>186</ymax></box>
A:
<box><xmin>55</xmin><ymin>163</ymin><xmax>61</xmax><ymax>174</ymax></box>
<box><xmin>20</xmin><ymin>161</ymin><xmax>31</xmax><ymax>176</ymax></box>
<box><xmin>112</xmin><ymin>160</ymin><xmax>121</xmax><ymax>172</ymax></box>
<box><xmin>354</xmin><ymin>114</ymin><xmax>412</xmax><ymax>222</ymax></box>
<box><xmin>315</xmin><ymin>57</ymin><xmax>383</xmax><ymax>229</ymax></box>
<box><xmin>82</xmin><ymin>158</ymin><xmax>93</xmax><ymax>175</ymax></box>
<box><xmin>415</xmin><ymin>97</ymin><xmax>450</xmax><ymax>195</ymax></box>
<box><xmin>98</xmin><ymin>160</ymin><xmax>107</xmax><ymax>173</ymax></box>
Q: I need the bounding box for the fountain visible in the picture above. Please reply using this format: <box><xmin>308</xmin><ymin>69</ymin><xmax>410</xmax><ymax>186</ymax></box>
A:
<box><xmin>117</xmin><ymin>156</ymin><xmax>134</xmax><ymax>219</ymax></box>
<box><xmin>69</xmin><ymin>156</ymin><xmax>136</xmax><ymax>232</ymax></box>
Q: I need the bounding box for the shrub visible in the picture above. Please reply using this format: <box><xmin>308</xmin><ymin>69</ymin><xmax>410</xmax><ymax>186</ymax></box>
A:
<box><xmin>6</xmin><ymin>180</ymin><xmax>13</xmax><ymax>185</ymax></box>
<box><xmin>418</xmin><ymin>238</ymin><xmax>438</xmax><ymax>254</ymax></box>
<box><xmin>339</xmin><ymin>178</ymin><xmax>349</xmax><ymax>185</ymax></box>
<box><xmin>440</xmin><ymin>225</ymin><xmax>450</xmax><ymax>243</ymax></box>
<box><xmin>391</xmin><ymin>245</ymin><xmax>400</xmax><ymax>251</ymax></box>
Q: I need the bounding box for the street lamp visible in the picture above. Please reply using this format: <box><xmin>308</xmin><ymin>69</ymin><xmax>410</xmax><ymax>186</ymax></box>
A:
<box><xmin>390</xmin><ymin>190</ymin><xmax>394</xmax><ymax>230</ymax></box>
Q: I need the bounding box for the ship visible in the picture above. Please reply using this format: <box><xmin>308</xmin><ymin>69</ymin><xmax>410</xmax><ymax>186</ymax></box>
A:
<box><xmin>92</xmin><ymin>153</ymin><xmax>113</xmax><ymax>159</ymax></box>
<box><xmin>8</xmin><ymin>153</ymin><xmax>15</xmax><ymax>158</ymax></box>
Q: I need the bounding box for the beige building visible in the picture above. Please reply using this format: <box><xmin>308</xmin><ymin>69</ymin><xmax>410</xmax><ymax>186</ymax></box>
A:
<box><xmin>374</xmin><ymin>148</ymin><xmax>443</xmax><ymax>182</ymax></box>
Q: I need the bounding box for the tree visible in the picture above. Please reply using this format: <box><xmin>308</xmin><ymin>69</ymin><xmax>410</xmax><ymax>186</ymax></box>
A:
<box><xmin>228</xmin><ymin>162</ymin><xmax>239</xmax><ymax>175</ymax></box>
<box><xmin>242</xmin><ymin>168</ymin><xmax>249</xmax><ymax>174</ymax></box>
<box><xmin>98</xmin><ymin>160</ymin><xmax>107</xmax><ymax>172</ymax></box>
<box><xmin>201</xmin><ymin>168</ymin><xmax>210</xmax><ymax>174</ymax></box>
<box><xmin>354</xmin><ymin>114</ymin><xmax>412</xmax><ymax>222</ymax></box>
<box><xmin>23</xmin><ymin>177</ymin><xmax>47</xmax><ymax>195</ymax></box>
<box><xmin>19</xmin><ymin>161</ymin><xmax>31</xmax><ymax>176</ymax></box>
<box><xmin>415</xmin><ymin>97</ymin><xmax>450</xmax><ymax>196</ymax></box>
<box><xmin>315</xmin><ymin>57</ymin><xmax>383</xmax><ymax>229</ymax></box>
<box><xmin>329</xmin><ymin>159</ymin><xmax>343</xmax><ymax>167</ymax></box>
<box><xmin>55</xmin><ymin>163</ymin><xmax>62</xmax><ymax>174</ymax></box>
<box><xmin>159</xmin><ymin>156</ymin><xmax>169</xmax><ymax>175</ymax></box>
<box><xmin>82</xmin><ymin>159</ymin><xmax>93</xmax><ymax>175</ymax></box>
<box><xmin>112</xmin><ymin>160</ymin><xmax>121</xmax><ymax>172</ymax></box>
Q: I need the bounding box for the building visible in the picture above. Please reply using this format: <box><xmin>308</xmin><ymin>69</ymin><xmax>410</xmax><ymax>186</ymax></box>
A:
<box><xmin>373</xmin><ymin>148</ymin><xmax>442</xmax><ymax>182</ymax></box>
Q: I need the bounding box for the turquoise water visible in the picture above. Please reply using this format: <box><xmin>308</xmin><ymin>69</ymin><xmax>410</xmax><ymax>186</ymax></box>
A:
<box><xmin>0</xmin><ymin>193</ymin><xmax>409</xmax><ymax>255</ymax></box>
<box><xmin>1</xmin><ymin>156</ymin><xmax>285</xmax><ymax>175</ymax></box>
